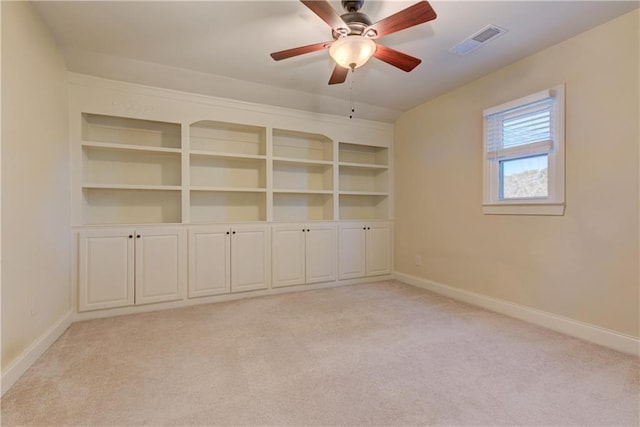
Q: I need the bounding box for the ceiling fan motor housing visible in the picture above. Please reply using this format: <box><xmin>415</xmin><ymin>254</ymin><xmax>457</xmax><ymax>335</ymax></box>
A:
<box><xmin>332</xmin><ymin>11</ymin><xmax>373</xmax><ymax>39</ymax></box>
<box><xmin>341</xmin><ymin>0</ymin><xmax>364</xmax><ymax>13</ymax></box>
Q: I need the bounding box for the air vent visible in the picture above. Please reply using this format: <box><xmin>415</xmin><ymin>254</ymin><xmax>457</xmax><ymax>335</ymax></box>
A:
<box><xmin>449</xmin><ymin>25</ymin><xmax>508</xmax><ymax>56</ymax></box>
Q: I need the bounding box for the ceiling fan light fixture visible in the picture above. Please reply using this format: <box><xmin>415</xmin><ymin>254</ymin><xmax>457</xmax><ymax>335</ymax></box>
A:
<box><xmin>329</xmin><ymin>35</ymin><xmax>376</xmax><ymax>69</ymax></box>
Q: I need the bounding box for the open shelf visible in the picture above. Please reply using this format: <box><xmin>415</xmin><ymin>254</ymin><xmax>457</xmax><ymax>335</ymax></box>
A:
<box><xmin>273</xmin><ymin>193</ymin><xmax>334</xmax><ymax>222</ymax></box>
<box><xmin>339</xmin><ymin>142</ymin><xmax>388</xmax><ymax>166</ymax></box>
<box><xmin>339</xmin><ymin>194</ymin><xmax>388</xmax><ymax>220</ymax></box>
<box><xmin>80</xmin><ymin>114</ymin><xmax>183</xmax><ymax>225</ymax></box>
<box><xmin>273</xmin><ymin>129</ymin><xmax>333</xmax><ymax>162</ymax></box>
<box><xmin>339</xmin><ymin>165</ymin><xmax>388</xmax><ymax>193</ymax></box>
<box><xmin>190</xmin><ymin>155</ymin><xmax>266</xmax><ymax>189</ymax></box>
<box><xmin>272</xmin><ymin>157</ymin><xmax>332</xmax><ymax>166</ymax></box>
<box><xmin>82</xmin><ymin>114</ymin><xmax>181</xmax><ymax>149</ymax></box>
<box><xmin>77</xmin><ymin>113</ymin><xmax>391</xmax><ymax>224</ymax></box>
<box><xmin>190</xmin><ymin>121</ymin><xmax>266</xmax><ymax>156</ymax></box>
<box><xmin>273</xmin><ymin>161</ymin><xmax>332</xmax><ymax>192</ymax></box>
<box><xmin>190</xmin><ymin>186</ymin><xmax>266</xmax><ymax>192</ymax></box>
<box><xmin>190</xmin><ymin>191</ymin><xmax>266</xmax><ymax>223</ymax></box>
<box><xmin>273</xmin><ymin>189</ymin><xmax>332</xmax><ymax>195</ymax></box>
<box><xmin>82</xmin><ymin>141</ymin><xmax>181</xmax><ymax>154</ymax></box>
<box><xmin>83</xmin><ymin>184</ymin><xmax>181</xmax><ymax>191</ymax></box>
<box><xmin>84</xmin><ymin>147</ymin><xmax>181</xmax><ymax>187</ymax></box>
<box><xmin>190</xmin><ymin>150</ymin><xmax>265</xmax><ymax>160</ymax></box>
<box><xmin>83</xmin><ymin>188</ymin><xmax>182</xmax><ymax>224</ymax></box>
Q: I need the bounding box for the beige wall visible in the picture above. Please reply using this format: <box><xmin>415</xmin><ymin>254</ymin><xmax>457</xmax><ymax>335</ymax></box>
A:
<box><xmin>1</xmin><ymin>1</ymin><xmax>71</xmax><ymax>369</ymax></box>
<box><xmin>394</xmin><ymin>10</ymin><xmax>639</xmax><ymax>337</ymax></box>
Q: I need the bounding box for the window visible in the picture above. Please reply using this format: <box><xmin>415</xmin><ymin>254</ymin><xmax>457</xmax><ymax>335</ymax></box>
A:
<box><xmin>483</xmin><ymin>84</ymin><xmax>565</xmax><ymax>215</ymax></box>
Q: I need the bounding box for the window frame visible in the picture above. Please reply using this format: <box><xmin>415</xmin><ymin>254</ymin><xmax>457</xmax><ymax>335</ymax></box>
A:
<box><xmin>482</xmin><ymin>84</ymin><xmax>565</xmax><ymax>215</ymax></box>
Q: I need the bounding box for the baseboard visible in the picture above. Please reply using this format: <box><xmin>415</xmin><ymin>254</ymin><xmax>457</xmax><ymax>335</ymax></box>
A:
<box><xmin>395</xmin><ymin>272</ymin><xmax>640</xmax><ymax>356</ymax></box>
<box><xmin>74</xmin><ymin>275</ymin><xmax>394</xmax><ymax>322</ymax></box>
<box><xmin>1</xmin><ymin>310</ymin><xmax>74</xmax><ymax>396</ymax></box>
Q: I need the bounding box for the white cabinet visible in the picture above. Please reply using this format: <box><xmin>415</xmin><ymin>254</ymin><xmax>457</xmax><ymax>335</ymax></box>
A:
<box><xmin>188</xmin><ymin>226</ymin><xmax>230</xmax><ymax>298</ymax></box>
<box><xmin>71</xmin><ymin>82</ymin><xmax>394</xmax><ymax>317</ymax></box>
<box><xmin>188</xmin><ymin>225</ymin><xmax>270</xmax><ymax>297</ymax></box>
<box><xmin>365</xmin><ymin>223</ymin><xmax>392</xmax><ymax>276</ymax></box>
<box><xmin>272</xmin><ymin>224</ymin><xmax>336</xmax><ymax>288</ymax></box>
<box><xmin>338</xmin><ymin>222</ymin><xmax>391</xmax><ymax>280</ymax></box>
<box><xmin>79</xmin><ymin>227</ymin><xmax>186</xmax><ymax>311</ymax></box>
<box><xmin>232</xmin><ymin>225</ymin><xmax>271</xmax><ymax>292</ymax></box>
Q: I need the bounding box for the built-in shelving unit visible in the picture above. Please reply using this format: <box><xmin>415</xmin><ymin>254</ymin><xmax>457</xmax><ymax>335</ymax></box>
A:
<box><xmin>77</xmin><ymin>115</ymin><xmax>390</xmax><ymax>225</ymax></box>
<box><xmin>70</xmin><ymin>76</ymin><xmax>394</xmax><ymax>317</ymax></box>
<box><xmin>189</xmin><ymin>121</ymin><xmax>267</xmax><ymax>223</ymax></box>
<box><xmin>81</xmin><ymin>114</ymin><xmax>182</xmax><ymax>225</ymax></box>
<box><xmin>190</xmin><ymin>120</ymin><xmax>266</xmax><ymax>155</ymax></box>
<box><xmin>69</xmin><ymin>73</ymin><xmax>393</xmax><ymax>319</ymax></box>
<box><xmin>338</xmin><ymin>142</ymin><xmax>389</xmax><ymax>220</ymax></box>
<box><xmin>272</xmin><ymin>129</ymin><xmax>334</xmax><ymax>221</ymax></box>
<box><xmin>190</xmin><ymin>191</ymin><xmax>266</xmax><ymax>223</ymax></box>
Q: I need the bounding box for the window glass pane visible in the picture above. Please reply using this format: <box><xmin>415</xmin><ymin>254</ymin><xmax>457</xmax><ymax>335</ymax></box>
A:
<box><xmin>500</xmin><ymin>155</ymin><xmax>548</xmax><ymax>199</ymax></box>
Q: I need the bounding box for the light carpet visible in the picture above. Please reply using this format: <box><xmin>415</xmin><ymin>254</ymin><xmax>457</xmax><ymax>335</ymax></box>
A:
<box><xmin>2</xmin><ymin>280</ymin><xmax>638</xmax><ymax>426</ymax></box>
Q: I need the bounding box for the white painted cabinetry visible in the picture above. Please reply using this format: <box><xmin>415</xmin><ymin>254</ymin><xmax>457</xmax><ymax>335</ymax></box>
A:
<box><xmin>188</xmin><ymin>226</ymin><xmax>230</xmax><ymax>298</ymax></box>
<box><xmin>79</xmin><ymin>227</ymin><xmax>186</xmax><ymax>311</ymax></box>
<box><xmin>272</xmin><ymin>224</ymin><xmax>336</xmax><ymax>288</ymax></box>
<box><xmin>338</xmin><ymin>222</ymin><xmax>391</xmax><ymax>280</ymax></box>
<box><xmin>188</xmin><ymin>225</ymin><xmax>270</xmax><ymax>297</ymax></box>
<box><xmin>365</xmin><ymin>223</ymin><xmax>392</xmax><ymax>276</ymax></box>
<box><xmin>70</xmin><ymin>76</ymin><xmax>393</xmax><ymax>316</ymax></box>
<box><xmin>231</xmin><ymin>225</ymin><xmax>271</xmax><ymax>292</ymax></box>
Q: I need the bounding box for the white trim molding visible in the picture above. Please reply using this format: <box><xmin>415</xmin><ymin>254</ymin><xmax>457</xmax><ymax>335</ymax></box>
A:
<box><xmin>482</xmin><ymin>202</ymin><xmax>565</xmax><ymax>215</ymax></box>
<box><xmin>395</xmin><ymin>272</ymin><xmax>639</xmax><ymax>356</ymax></box>
<box><xmin>1</xmin><ymin>310</ymin><xmax>73</xmax><ymax>396</ymax></box>
<box><xmin>482</xmin><ymin>84</ymin><xmax>566</xmax><ymax>216</ymax></box>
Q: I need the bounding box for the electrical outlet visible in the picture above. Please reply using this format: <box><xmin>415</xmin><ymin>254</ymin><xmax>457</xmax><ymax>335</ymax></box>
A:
<box><xmin>414</xmin><ymin>255</ymin><xmax>422</xmax><ymax>266</ymax></box>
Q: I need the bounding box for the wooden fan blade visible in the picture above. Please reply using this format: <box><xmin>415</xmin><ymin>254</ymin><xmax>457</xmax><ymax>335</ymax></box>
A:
<box><xmin>301</xmin><ymin>0</ymin><xmax>349</xmax><ymax>32</ymax></box>
<box><xmin>373</xmin><ymin>44</ymin><xmax>421</xmax><ymax>72</ymax></box>
<box><xmin>270</xmin><ymin>41</ymin><xmax>332</xmax><ymax>61</ymax></box>
<box><xmin>328</xmin><ymin>65</ymin><xmax>349</xmax><ymax>85</ymax></box>
<box><xmin>364</xmin><ymin>1</ymin><xmax>436</xmax><ymax>39</ymax></box>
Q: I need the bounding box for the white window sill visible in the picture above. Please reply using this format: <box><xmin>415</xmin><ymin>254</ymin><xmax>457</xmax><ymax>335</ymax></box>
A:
<box><xmin>482</xmin><ymin>203</ymin><xmax>565</xmax><ymax>216</ymax></box>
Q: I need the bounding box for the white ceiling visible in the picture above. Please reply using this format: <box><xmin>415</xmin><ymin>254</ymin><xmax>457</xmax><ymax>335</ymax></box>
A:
<box><xmin>33</xmin><ymin>1</ymin><xmax>638</xmax><ymax>122</ymax></box>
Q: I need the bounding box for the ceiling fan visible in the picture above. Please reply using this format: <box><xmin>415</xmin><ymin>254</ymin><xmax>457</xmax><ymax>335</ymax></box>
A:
<box><xmin>270</xmin><ymin>0</ymin><xmax>437</xmax><ymax>85</ymax></box>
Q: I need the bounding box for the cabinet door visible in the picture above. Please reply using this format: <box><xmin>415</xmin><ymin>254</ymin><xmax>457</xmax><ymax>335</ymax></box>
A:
<box><xmin>338</xmin><ymin>223</ymin><xmax>366</xmax><ymax>280</ymax></box>
<box><xmin>366</xmin><ymin>223</ymin><xmax>391</xmax><ymax>276</ymax></box>
<box><xmin>78</xmin><ymin>229</ymin><xmax>134</xmax><ymax>312</ymax></box>
<box><xmin>306</xmin><ymin>224</ymin><xmax>336</xmax><ymax>284</ymax></box>
<box><xmin>189</xmin><ymin>227</ymin><xmax>230</xmax><ymax>298</ymax></box>
<box><xmin>272</xmin><ymin>225</ymin><xmax>306</xmax><ymax>288</ymax></box>
<box><xmin>135</xmin><ymin>228</ymin><xmax>186</xmax><ymax>305</ymax></box>
<box><xmin>231</xmin><ymin>225</ymin><xmax>270</xmax><ymax>292</ymax></box>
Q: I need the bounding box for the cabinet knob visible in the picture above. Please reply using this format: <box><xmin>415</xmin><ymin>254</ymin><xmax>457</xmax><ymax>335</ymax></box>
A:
<box><xmin>363</xmin><ymin>227</ymin><xmax>366</xmax><ymax>230</ymax></box>
<box><xmin>129</xmin><ymin>235</ymin><xmax>133</xmax><ymax>239</ymax></box>
<box><xmin>302</xmin><ymin>229</ymin><xmax>305</xmax><ymax>232</ymax></box>
<box><xmin>306</xmin><ymin>229</ymin><xmax>310</xmax><ymax>232</ymax></box>
<box><xmin>367</xmin><ymin>227</ymin><xmax>370</xmax><ymax>230</ymax></box>
<box><xmin>136</xmin><ymin>235</ymin><xmax>141</xmax><ymax>238</ymax></box>
<box><xmin>232</xmin><ymin>231</ymin><xmax>236</xmax><ymax>234</ymax></box>
<box><xmin>226</xmin><ymin>231</ymin><xmax>230</xmax><ymax>235</ymax></box>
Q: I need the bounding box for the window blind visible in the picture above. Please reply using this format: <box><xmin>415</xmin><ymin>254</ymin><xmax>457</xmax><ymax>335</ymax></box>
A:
<box><xmin>485</xmin><ymin>97</ymin><xmax>555</xmax><ymax>159</ymax></box>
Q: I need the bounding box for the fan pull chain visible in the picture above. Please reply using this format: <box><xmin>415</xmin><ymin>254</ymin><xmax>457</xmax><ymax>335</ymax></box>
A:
<box><xmin>349</xmin><ymin>68</ymin><xmax>355</xmax><ymax>119</ymax></box>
